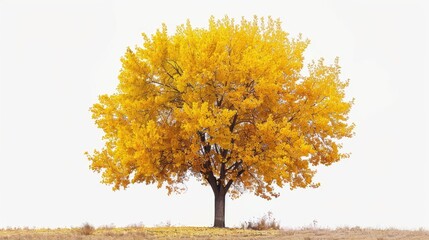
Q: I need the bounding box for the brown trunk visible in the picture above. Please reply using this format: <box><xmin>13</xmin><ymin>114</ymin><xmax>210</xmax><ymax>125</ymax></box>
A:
<box><xmin>213</xmin><ymin>189</ymin><xmax>226</xmax><ymax>228</ymax></box>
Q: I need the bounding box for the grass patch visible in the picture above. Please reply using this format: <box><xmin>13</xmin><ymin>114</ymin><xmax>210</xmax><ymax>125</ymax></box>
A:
<box><xmin>0</xmin><ymin>225</ymin><xmax>427</xmax><ymax>239</ymax></box>
<box><xmin>241</xmin><ymin>211</ymin><xmax>280</xmax><ymax>230</ymax></box>
<box><xmin>78</xmin><ymin>222</ymin><xmax>95</xmax><ymax>235</ymax></box>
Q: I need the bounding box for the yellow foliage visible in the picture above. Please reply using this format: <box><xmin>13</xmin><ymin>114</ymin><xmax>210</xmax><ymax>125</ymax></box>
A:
<box><xmin>87</xmin><ymin>16</ymin><xmax>354</xmax><ymax>199</ymax></box>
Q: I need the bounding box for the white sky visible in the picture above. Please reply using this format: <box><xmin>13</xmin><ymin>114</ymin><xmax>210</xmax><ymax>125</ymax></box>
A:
<box><xmin>0</xmin><ymin>0</ymin><xmax>428</xmax><ymax>230</ymax></box>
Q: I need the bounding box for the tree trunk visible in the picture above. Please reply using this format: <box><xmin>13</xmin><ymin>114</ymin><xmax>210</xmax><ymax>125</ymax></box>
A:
<box><xmin>213</xmin><ymin>189</ymin><xmax>226</xmax><ymax>228</ymax></box>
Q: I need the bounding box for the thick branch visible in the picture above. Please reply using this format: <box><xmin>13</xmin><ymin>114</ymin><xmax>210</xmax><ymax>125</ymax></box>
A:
<box><xmin>225</xmin><ymin>169</ymin><xmax>245</xmax><ymax>192</ymax></box>
<box><xmin>202</xmin><ymin>160</ymin><xmax>218</xmax><ymax>193</ymax></box>
<box><xmin>198</xmin><ymin>131</ymin><xmax>211</xmax><ymax>154</ymax></box>
<box><xmin>226</xmin><ymin>160</ymin><xmax>243</xmax><ymax>173</ymax></box>
<box><xmin>229</xmin><ymin>113</ymin><xmax>238</xmax><ymax>133</ymax></box>
<box><xmin>207</xmin><ymin>171</ymin><xmax>217</xmax><ymax>193</ymax></box>
<box><xmin>220</xmin><ymin>162</ymin><xmax>226</xmax><ymax>181</ymax></box>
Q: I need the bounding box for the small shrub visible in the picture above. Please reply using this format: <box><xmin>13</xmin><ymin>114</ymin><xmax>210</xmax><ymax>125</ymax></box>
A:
<box><xmin>241</xmin><ymin>211</ymin><xmax>280</xmax><ymax>230</ymax></box>
<box><xmin>79</xmin><ymin>222</ymin><xmax>95</xmax><ymax>235</ymax></box>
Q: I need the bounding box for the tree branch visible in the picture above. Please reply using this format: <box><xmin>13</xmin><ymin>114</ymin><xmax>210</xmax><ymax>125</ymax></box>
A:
<box><xmin>225</xmin><ymin>169</ymin><xmax>244</xmax><ymax>192</ymax></box>
<box><xmin>202</xmin><ymin>160</ymin><xmax>218</xmax><ymax>193</ymax></box>
<box><xmin>226</xmin><ymin>160</ymin><xmax>242</xmax><ymax>172</ymax></box>
<box><xmin>165</xmin><ymin>60</ymin><xmax>183</xmax><ymax>76</ymax></box>
<box><xmin>218</xmin><ymin>162</ymin><xmax>226</xmax><ymax>188</ymax></box>
<box><xmin>148</xmin><ymin>79</ymin><xmax>181</xmax><ymax>93</ymax></box>
<box><xmin>229</xmin><ymin>113</ymin><xmax>238</xmax><ymax>133</ymax></box>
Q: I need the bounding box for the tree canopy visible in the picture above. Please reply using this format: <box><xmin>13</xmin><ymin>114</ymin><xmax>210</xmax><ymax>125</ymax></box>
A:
<box><xmin>86</xmin><ymin>16</ymin><xmax>354</xmax><ymax>227</ymax></box>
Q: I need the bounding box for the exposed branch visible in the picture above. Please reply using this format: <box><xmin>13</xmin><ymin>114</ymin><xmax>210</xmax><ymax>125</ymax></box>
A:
<box><xmin>162</xmin><ymin>65</ymin><xmax>176</xmax><ymax>81</ymax></box>
<box><xmin>202</xmin><ymin>160</ymin><xmax>218</xmax><ymax>193</ymax></box>
<box><xmin>229</xmin><ymin>113</ymin><xmax>238</xmax><ymax>133</ymax></box>
<box><xmin>148</xmin><ymin>79</ymin><xmax>181</xmax><ymax>93</ymax></box>
<box><xmin>165</xmin><ymin>60</ymin><xmax>183</xmax><ymax>76</ymax></box>
<box><xmin>225</xmin><ymin>169</ymin><xmax>244</xmax><ymax>192</ymax></box>
<box><xmin>226</xmin><ymin>160</ymin><xmax>242</xmax><ymax>173</ymax></box>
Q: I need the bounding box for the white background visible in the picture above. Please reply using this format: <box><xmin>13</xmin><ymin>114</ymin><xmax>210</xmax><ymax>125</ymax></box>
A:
<box><xmin>0</xmin><ymin>0</ymin><xmax>428</xmax><ymax>229</ymax></box>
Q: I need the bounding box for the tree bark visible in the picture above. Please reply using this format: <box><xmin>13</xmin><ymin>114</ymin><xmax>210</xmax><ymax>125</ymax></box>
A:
<box><xmin>213</xmin><ymin>188</ymin><xmax>226</xmax><ymax>228</ymax></box>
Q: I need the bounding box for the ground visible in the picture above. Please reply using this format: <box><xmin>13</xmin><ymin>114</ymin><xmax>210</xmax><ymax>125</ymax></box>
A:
<box><xmin>1</xmin><ymin>227</ymin><xmax>428</xmax><ymax>240</ymax></box>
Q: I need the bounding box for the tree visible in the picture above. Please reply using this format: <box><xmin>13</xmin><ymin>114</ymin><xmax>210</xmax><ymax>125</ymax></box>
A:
<box><xmin>86</xmin><ymin>16</ymin><xmax>354</xmax><ymax>228</ymax></box>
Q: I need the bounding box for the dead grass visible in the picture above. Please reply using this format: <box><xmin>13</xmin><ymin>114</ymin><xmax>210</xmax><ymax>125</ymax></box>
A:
<box><xmin>0</xmin><ymin>226</ymin><xmax>427</xmax><ymax>239</ymax></box>
<box><xmin>241</xmin><ymin>211</ymin><xmax>281</xmax><ymax>230</ymax></box>
<box><xmin>78</xmin><ymin>222</ymin><xmax>95</xmax><ymax>235</ymax></box>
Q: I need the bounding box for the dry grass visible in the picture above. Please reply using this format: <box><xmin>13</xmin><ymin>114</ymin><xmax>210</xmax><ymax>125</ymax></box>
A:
<box><xmin>0</xmin><ymin>226</ymin><xmax>428</xmax><ymax>239</ymax></box>
<box><xmin>78</xmin><ymin>222</ymin><xmax>95</xmax><ymax>235</ymax></box>
<box><xmin>241</xmin><ymin>211</ymin><xmax>281</xmax><ymax>230</ymax></box>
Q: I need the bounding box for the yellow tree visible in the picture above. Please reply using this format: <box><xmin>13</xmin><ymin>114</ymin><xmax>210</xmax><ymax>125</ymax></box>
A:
<box><xmin>86</xmin><ymin>16</ymin><xmax>354</xmax><ymax>228</ymax></box>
